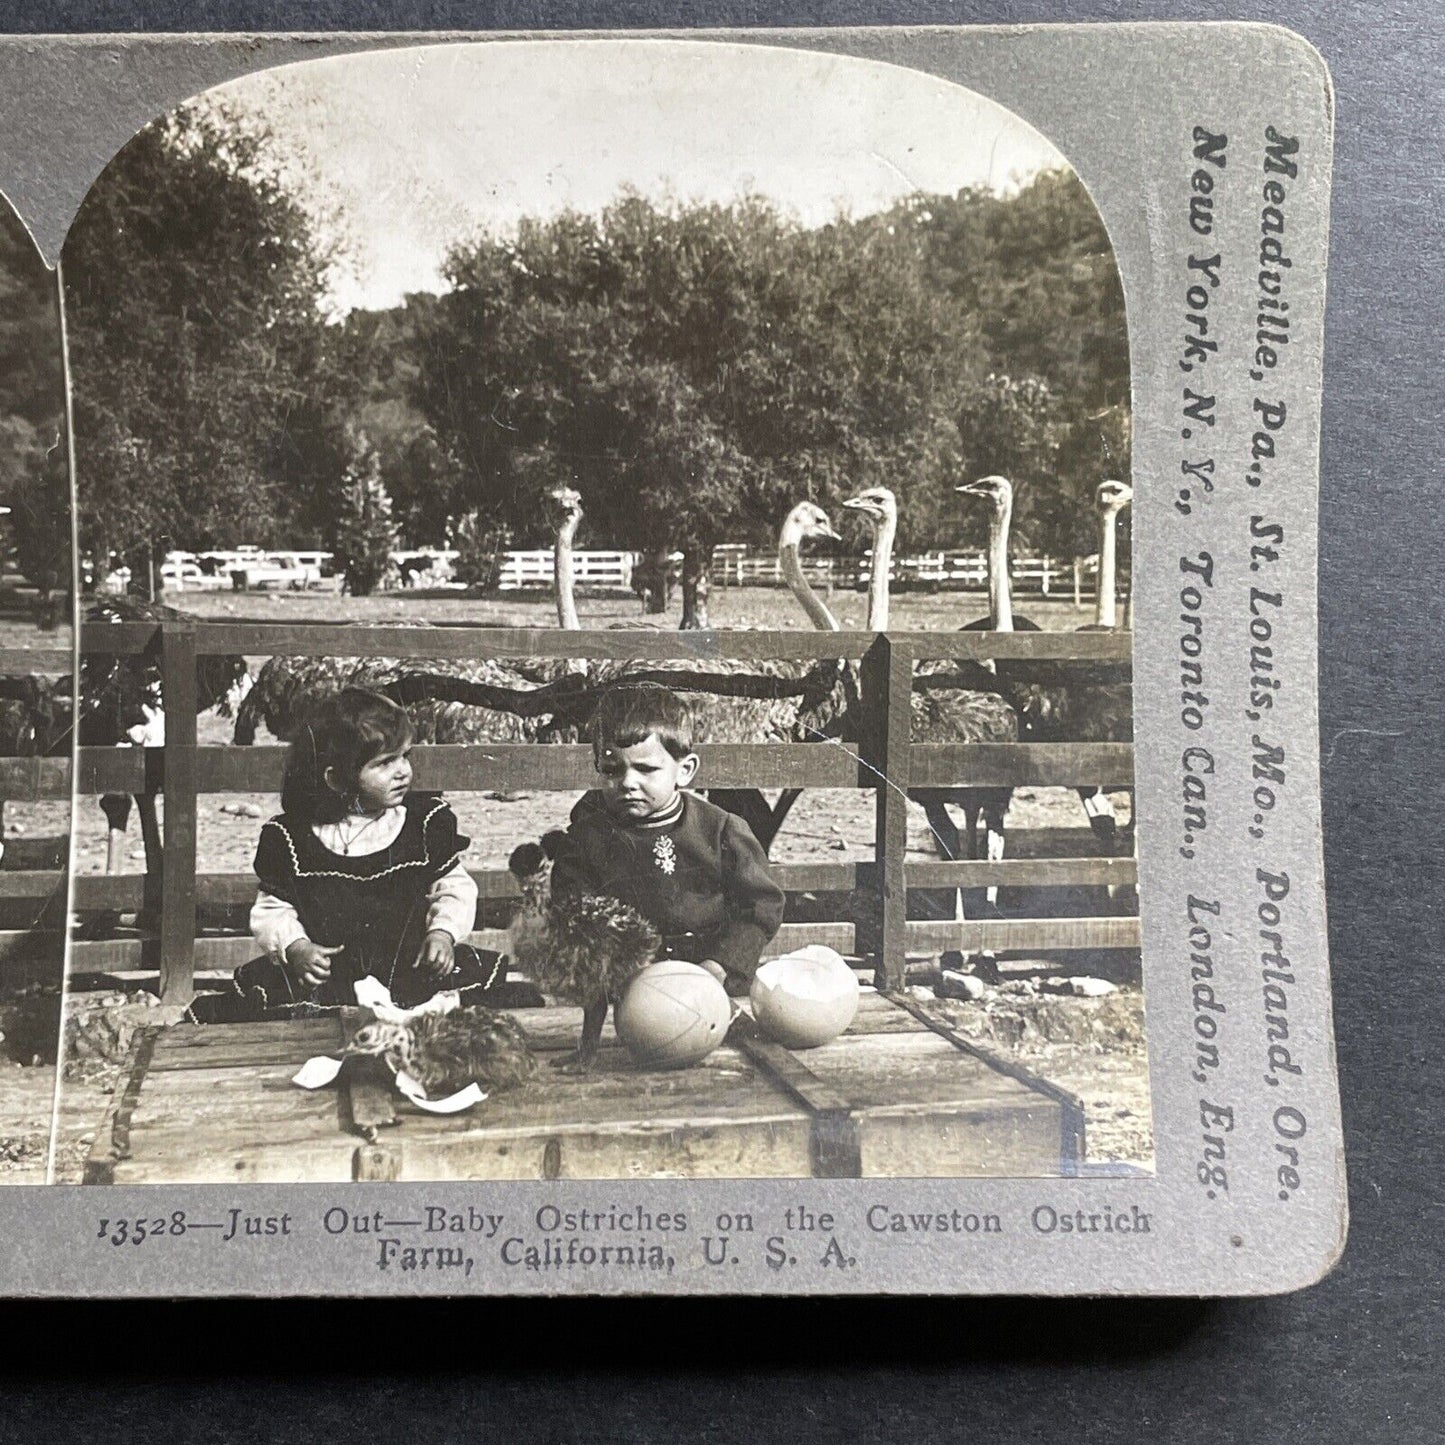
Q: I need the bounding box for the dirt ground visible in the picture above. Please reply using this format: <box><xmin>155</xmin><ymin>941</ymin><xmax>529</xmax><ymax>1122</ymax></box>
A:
<box><xmin>0</xmin><ymin>584</ymin><xmax>71</xmax><ymax>657</ymax></box>
<box><xmin>45</xmin><ymin>582</ymin><xmax>1151</xmax><ymax>1181</ymax></box>
<box><xmin>0</xmin><ymin>988</ymin><xmax>62</xmax><ymax>1184</ymax></box>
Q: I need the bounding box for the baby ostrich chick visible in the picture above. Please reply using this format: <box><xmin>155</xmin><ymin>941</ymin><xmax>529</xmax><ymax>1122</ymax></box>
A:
<box><xmin>345</xmin><ymin>1009</ymin><xmax>537</xmax><ymax>1098</ymax></box>
<box><xmin>508</xmin><ymin>839</ymin><xmax>661</xmax><ymax>1073</ymax></box>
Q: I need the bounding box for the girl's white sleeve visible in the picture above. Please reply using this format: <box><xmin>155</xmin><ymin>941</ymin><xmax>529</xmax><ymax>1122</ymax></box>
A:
<box><xmin>251</xmin><ymin>890</ymin><xmax>309</xmax><ymax>959</ymax></box>
<box><xmin>426</xmin><ymin>860</ymin><xmax>479</xmax><ymax>943</ymax></box>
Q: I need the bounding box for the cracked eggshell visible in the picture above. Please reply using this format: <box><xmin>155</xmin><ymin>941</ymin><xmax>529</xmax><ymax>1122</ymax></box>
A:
<box><xmin>750</xmin><ymin>945</ymin><xmax>859</xmax><ymax>1049</ymax></box>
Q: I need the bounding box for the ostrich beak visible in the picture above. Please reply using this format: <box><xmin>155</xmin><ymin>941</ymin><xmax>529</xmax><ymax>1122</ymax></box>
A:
<box><xmin>815</xmin><ymin>516</ymin><xmax>842</xmax><ymax>540</ymax></box>
<box><xmin>841</xmin><ymin>497</ymin><xmax>875</xmax><ymax>517</ymax></box>
<box><xmin>956</xmin><ymin>480</ymin><xmax>991</xmax><ymax>496</ymax></box>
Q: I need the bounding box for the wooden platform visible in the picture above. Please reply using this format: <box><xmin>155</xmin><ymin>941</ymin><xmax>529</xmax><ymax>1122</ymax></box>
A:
<box><xmin>84</xmin><ymin>992</ymin><xmax>1084</xmax><ymax>1184</ymax></box>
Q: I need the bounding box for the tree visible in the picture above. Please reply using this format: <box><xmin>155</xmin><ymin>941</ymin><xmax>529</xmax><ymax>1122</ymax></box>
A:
<box><xmin>411</xmin><ymin>195</ymin><xmax>996</xmax><ymax>625</ymax></box>
<box><xmin>451</xmin><ymin>509</ymin><xmax>509</xmax><ymax>592</ymax></box>
<box><xmin>8</xmin><ymin>430</ymin><xmax>70</xmax><ymax>628</ymax></box>
<box><xmin>330</xmin><ymin>438</ymin><xmax>396</xmax><ymax>596</ymax></box>
<box><xmin>0</xmin><ymin>204</ymin><xmax>68</xmax><ymax>614</ymax></box>
<box><xmin>63</xmin><ymin>103</ymin><xmax>351</xmax><ymax>581</ymax></box>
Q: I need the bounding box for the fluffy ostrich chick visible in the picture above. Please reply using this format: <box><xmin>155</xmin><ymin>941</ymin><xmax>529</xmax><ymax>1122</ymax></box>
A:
<box><xmin>345</xmin><ymin>1008</ymin><xmax>537</xmax><ymax>1098</ymax></box>
<box><xmin>507</xmin><ymin>839</ymin><xmax>661</xmax><ymax>1073</ymax></box>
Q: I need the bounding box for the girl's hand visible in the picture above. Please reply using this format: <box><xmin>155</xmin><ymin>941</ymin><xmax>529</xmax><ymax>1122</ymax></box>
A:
<box><xmin>283</xmin><ymin>939</ymin><xmax>343</xmax><ymax>992</ymax></box>
<box><xmin>417</xmin><ymin>929</ymin><xmax>455</xmax><ymax>980</ymax></box>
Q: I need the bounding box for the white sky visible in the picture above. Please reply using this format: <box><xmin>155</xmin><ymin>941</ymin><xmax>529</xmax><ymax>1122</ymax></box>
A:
<box><xmin>203</xmin><ymin>39</ymin><xmax>1069</xmax><ymax>314</ymax></box>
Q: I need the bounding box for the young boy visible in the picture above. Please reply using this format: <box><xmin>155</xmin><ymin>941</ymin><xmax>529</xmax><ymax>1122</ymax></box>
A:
<box><xmin>550</xmin><ymin>682</ymin><xmax>785</xmax><ymax>999</ymax></box>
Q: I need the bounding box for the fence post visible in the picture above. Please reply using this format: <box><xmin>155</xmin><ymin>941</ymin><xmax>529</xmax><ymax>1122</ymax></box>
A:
<box><xmin>858</xmin><ymin>634</ymin><xmax>912</xmax><ymax>989</ymax></box>
<box><xmin>159</xmin><ymin>621</ymin><xmax>198</xmax><ymax>1005</ymax></box>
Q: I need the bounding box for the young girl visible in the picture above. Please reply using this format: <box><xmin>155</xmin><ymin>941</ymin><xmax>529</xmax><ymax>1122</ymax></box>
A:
<box><xmin>188</xmin><ymin>687</ymin><xmax>541</xmax><ymax>1022</ymax></box>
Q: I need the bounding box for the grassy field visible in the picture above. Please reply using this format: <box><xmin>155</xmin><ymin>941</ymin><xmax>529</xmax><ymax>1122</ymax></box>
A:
<box><xmin>158</xmin><ymin>579</ymin><xmax>1100</xmax><ymax>633</ymax></box>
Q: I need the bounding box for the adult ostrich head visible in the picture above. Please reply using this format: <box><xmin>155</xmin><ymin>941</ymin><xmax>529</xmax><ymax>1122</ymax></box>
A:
<box><xmin>547</xmin><ymin>483</ymin><xmax>584</xmax><ymax>535</ymax></box>
<box><xmin>956</xmin><ymin>475</ymin><xmax>1016</xmax><ymax>631</ymax></box>
<box><xmin>547</xmin><ymin>483</ymin><xmax>585</xmax><ymax>635</ymax></box>
<box><xmin>841</xmin><ymin>486</ymin><xmax>897</xmax><ymax>528</ymax></box>
<box><xmin>777</xmin><ymin>502</ymin><xmax>842</xmax><ymax>632</ymax></box>
<box><xmin>1093</xmin><ymin>479</ymin><xmax>1133</xmax><ymax>627</ymax></box>
<box><xmin>955</xmin><ymin>473</ymin><xmax>1014</xmax><ymax>510</ymax></box>
<box><xmin>780</xmin><ymin>501</ymin><xmax>841</xmax><ymax>546</ymax></box>
<box><xmin>842</xmin><ymin>487</ymin><xmax>897</xmax><ymax>632</ymax></box>
<box><xmin>1095</xmin><ymin>478</ymin><xmax>1133</xmax><ymax>516</ymax></box>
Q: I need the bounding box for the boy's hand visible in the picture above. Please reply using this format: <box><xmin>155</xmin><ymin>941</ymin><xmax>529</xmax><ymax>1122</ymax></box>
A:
<box><xmin>699</xmin><ymin>959</ymin><xmax>729</xmax><ymax>987</ymax></box>
<box><xmin>417</xmin><ymin>929</ymin><xmax>456</xmax><ymax>980</ymax></box>
<box><xmin>283</xmin><ymin>939</ymin><xmax>343</xmax><ymax>992</ymax></box>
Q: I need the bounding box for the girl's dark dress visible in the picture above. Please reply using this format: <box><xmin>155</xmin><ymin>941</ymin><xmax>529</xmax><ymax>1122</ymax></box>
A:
<box><xmin>188</xmin><ymin>794</ymin><xmax>539</xmax><ymax>1022</ymax></box>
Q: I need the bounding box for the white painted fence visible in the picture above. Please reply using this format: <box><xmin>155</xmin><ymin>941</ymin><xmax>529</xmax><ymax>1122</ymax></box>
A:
<box><xmin>711</xmin><ymin>546</ymin><xmax>1068</xmax><ymax>595</ymax></box>
<box><xmin>495</xmin><ymin>549</ymin><xmax>635</xmax><ymax>592</ymax></box>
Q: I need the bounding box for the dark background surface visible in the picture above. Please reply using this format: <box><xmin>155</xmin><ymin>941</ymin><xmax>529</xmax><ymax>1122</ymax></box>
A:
<box><xmin>2</xmin><ymin>3</ymin><xmax>1439</xmax><ymax>1441</ymax></box>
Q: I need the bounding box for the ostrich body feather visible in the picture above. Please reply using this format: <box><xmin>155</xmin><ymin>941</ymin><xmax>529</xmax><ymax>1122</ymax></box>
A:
<box><xmin>348</xmin><ymin>1007</ymin><xmax>536</xmax><ymax>1098</ymax></box>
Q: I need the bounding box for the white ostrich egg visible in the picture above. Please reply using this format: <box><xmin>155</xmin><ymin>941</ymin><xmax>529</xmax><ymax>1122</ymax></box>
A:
<box><xmin>615</xmin><ymin>960</ymin><xmax>732</xmax><ymax>1069</ymax></box>
<box><xmin>750</xmin><ymin>945</ymin><xmax>859</xmax><ymax>1049</ymax></box>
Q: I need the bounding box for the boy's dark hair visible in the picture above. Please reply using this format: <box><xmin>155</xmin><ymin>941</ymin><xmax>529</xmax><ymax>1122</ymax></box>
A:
<box><xmin>589</xmin><ymin>683</ymin><xmax>695</xmax><ymax>761</ymax></box>
<box><xmin>281</xmin><ymin>687</ymin><xmax>413</xmax><ymax>823</ymax></box>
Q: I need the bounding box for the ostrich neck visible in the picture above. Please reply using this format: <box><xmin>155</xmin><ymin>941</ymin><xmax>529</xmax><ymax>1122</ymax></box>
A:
<box><xmin>780</xmin><ymin>538</ymin><xmax>840</xmax><ymax>632</ymax></box>
<box><xmin>555</xmin><ymin>520</ymin><xmax>580</xmax><ymax>631</ymax></box>
<box><xmin>865</xmin><ymin>514</ymin><xmax>895</xmax><ymax>632</ymax></box>
<box><xmin>987</xmin><ymin>503</ymin><xmax>1014</xmax><ymax>631</ymax></box>
<box><xmin>1095</xmin><ymin>508</ymin><xmax>1118</xmax><ymax>629</ymax></box>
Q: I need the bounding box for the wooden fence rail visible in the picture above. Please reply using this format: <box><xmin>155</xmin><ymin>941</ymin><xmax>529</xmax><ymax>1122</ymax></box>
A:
<box><xmin>0</xmin><ymin>648</ymin><xmax>73</xmax><ymax>982</ymax></box>
<box><xmin>72</xmin><ymin>621</ymin><xmax>1137</xmax><ymax>1004</ymax></box>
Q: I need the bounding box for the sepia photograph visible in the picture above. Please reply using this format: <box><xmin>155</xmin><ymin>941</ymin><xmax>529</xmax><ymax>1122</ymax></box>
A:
<box><xmin>56</xmin><ymin>38</ymin><xmax>1146</xmax><ymax>1186</ymax></box>
<box><xmin>0</xmin><ymin>200</ymin><xmax>72</xmax><ymax>1185</ymax></box>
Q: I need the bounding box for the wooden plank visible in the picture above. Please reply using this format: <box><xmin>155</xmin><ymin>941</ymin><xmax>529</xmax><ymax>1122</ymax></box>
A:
<box><xmin>0</xmin><ymin>929</ymin><xmax>66</xmax><ymax>963</ymax></box>
<box><xmin>146</xmin><ymin>1036</ymin><xmax>344</xmax><ymax>1072</ymax></box>
<box><xmin>0</xmin><ymin>756</ymin><xmax>72</xmax><ymax>799</ymax></box>
<box><xmin>859</xmin><ymin>635</ymin><xmax>912</xmax><ymax>987</ymax></box>
<box><xmin>79</xmin><ymin>741</ymin><xmax>867</xmax><ymax>795</ymax></box>
<box><xmin>474</xmin><ymin>860</ymin><xmax>869</xmax><ymax>901</ymax></box>
<box><xmin>193</xmin><ymin>623</ymin><xmax>873</xmax><ymax>662</ymax></box>
<box><xmin>129</xmin><ymin>1071</ymin><xmax>335</xmax><ymax>1132</ymax></box>
<box><xmin>906</xmin><ymin>916</ymin><xmax>1141</xmax><ymax>953</ymax></box>
<box><xmin>77</xmin><ymin>862</ymin><xmax>869</xmax><ymax>912</ymax></box>
<box><xmin>0</xmin><ymin>870</ymin><xmax>68</xmax><ymax>900</ymax></box>
<box><xmin>0</xmin><ymin>648</ymin><xmax>73</xmax><ymax>672</ymax></box>
<box><xmin>841</xmin><ymin>989</ymin><xmax>936</xmax><ymax>1036</ymax></box>
<box><xmin>733</xmin><ymin>1034</ymin><xmax>861</xmax><ymax>1178</ymax></box>
<box><xmin>790</xmin><ymin>1027</ymin><xmax>1070</xmax><ymax>1177</ymax></box>
<box><xmin>883</xmin><ymin>990</ymin><xmax>1086</xmax><ymax>1172</ymax></box>
<box><xmin>68</xmin><ymin>922</ymin><xmax>858</xmax><ymax>975</ymax></box>
<box><xmin>159</xmin><ymin>625</ymin><xmax>198</xmax><ymax>1005</ymax></box>
<box><xmin>87</xmin><ymin>1003</ymin><xmax>1087</xmax><ymax>1184</ymax></box>
<box><xmin>81</xmin><ymin>619</ymin><xmax>1132</xmax><ymax>664</ymax></box>
<box><xmin>339</xmin><ymin>1006</ymin><xmax>397</xmax><ymax>1143</ymax></box>
<box><xmin>910</xmin><ymin>743</ymin><xmax>1134</xmax><ymax>788</ymax></box>
<box><xmin>82</xmin><ymin>1025</ymin><xmax>158</xmax><ymax>1185</ymax></box>
<box><xmin>149</xmin><ymin>1018</ymin><xmax>344</xmax><ymax>1058</ymax></box>
<box><xmin>110</xmin><ymin>1137</ymin><xmax>358</xmax><ymax>1185</ymax></box>
<box><xmin>352</xmin><ymin>1143</ymin><xmax>402</xmax><ymax>1180</ymax></box>
<box><xmin>78</xmin><ymin>621</ymin><xmax>159</xmax><ymax>656</ymax></box>
<box><xmin>395</xmin><ymin>1114</ymin><xmax>815</xmax><ymax>1182</ymax></box>
<box><xmin>856</xmin><ymin>1101</ymin><xmax>1066</xmax><ymax>1178</ymax></box>
<box><xmin>71</xmin><ymin>856</ymin><xmax>1134</xmax><ymax>913</ymax></box>
<box><xmin>905</xmin><ymin>857</ymin><xmax>1138</xmax><ymax>889</ymax></box>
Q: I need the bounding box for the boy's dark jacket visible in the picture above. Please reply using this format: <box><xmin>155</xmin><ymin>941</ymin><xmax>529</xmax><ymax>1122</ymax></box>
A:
<box><xmin>550</xmin><ymin>790</ymin><xmax>785</xmax><ymax>977</ymax></box>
